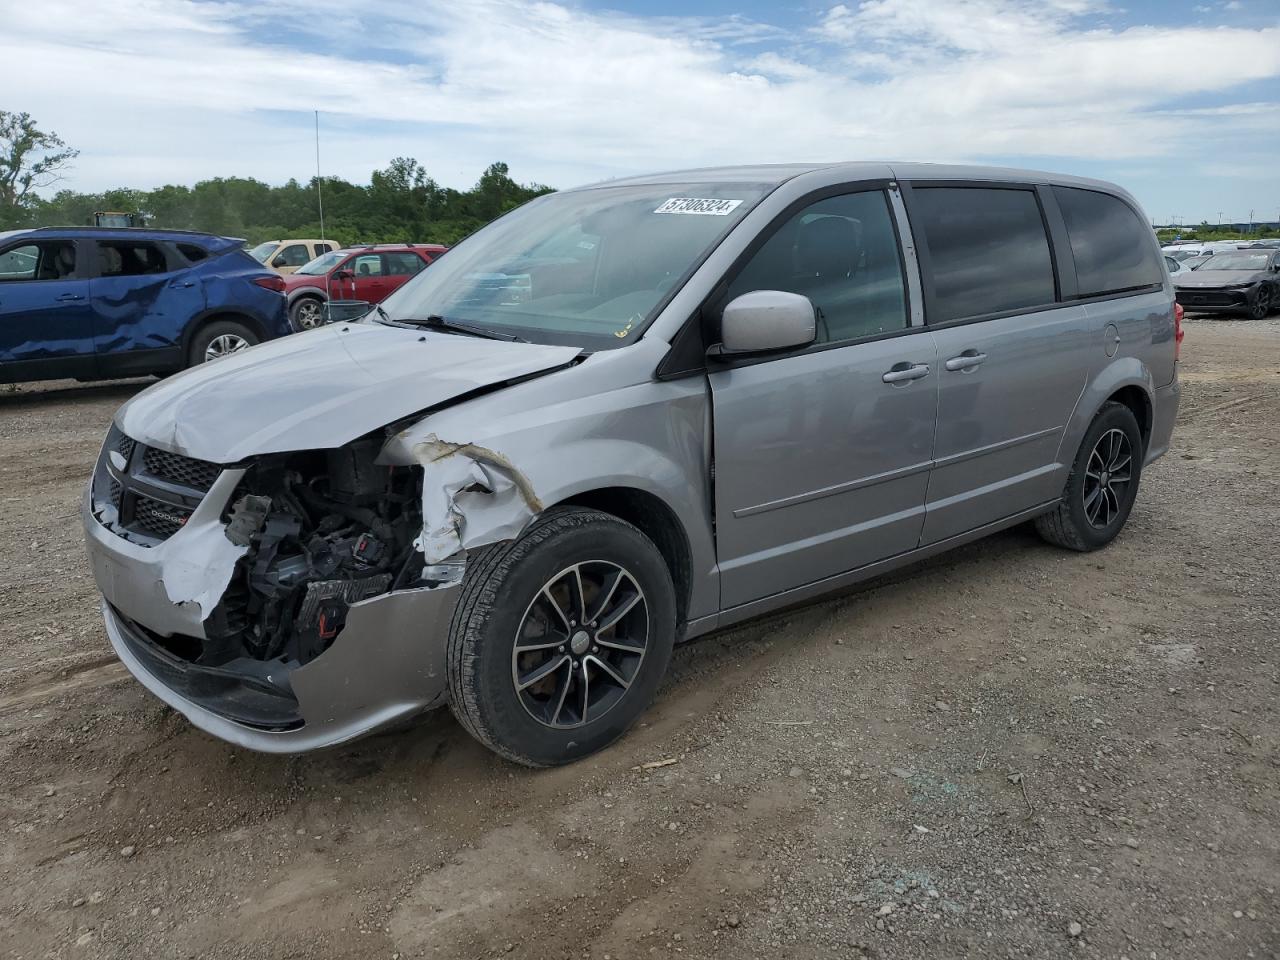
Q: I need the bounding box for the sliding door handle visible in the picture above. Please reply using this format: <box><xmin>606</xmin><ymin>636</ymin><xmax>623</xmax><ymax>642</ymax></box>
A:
<box><xmin>882</xmin><ymin>362</ymin><xmax>931</xmax><ymax>383</ymax></box>
<box><xmin>944</xmin><ymin>350</ymin><xmax>987</xmax><ymax>372</ymax></box>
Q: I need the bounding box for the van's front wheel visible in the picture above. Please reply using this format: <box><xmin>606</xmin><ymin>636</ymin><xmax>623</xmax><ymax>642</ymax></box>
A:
<box><xmin>1035</xmin><ymin>402</ymin><xmax>1143</xmax><ymax>551</ymax></box>
<box><xmin>447</xmin><ymin>507</ymin><xmax>676</xmax><ymax>767</ymax></box>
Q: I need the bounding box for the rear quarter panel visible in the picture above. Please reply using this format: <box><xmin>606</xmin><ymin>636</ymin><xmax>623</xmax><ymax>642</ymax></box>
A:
<box><xmin>196</xmin><ymin>251</ymin><xmax>291</xmax><ymax>340</ymax></box>
<box><xmin>1057</xmin><ymin>288</ymin><xmax>1177</xmax><ymax>467</ymax></box>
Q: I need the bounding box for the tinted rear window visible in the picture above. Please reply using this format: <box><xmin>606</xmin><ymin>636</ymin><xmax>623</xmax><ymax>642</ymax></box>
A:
<box><xmin>1054</xmin><ymin>186</ymin><xmax>1163</xmax><ymax>297</ymax></box>
<box><xmin>913</xmin><ymin>187</ymin><xmax>1056</xmax><ymax>322</ymax></box>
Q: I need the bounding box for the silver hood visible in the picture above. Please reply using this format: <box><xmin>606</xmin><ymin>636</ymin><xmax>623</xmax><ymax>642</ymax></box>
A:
<box><xmin>1174</xmin><ymin>270</ymin><xmax>1267</xmax><ymax>288</ymax></box>
<box><xmin>115</xmin><ymin>322</ymin><xmax>581</xmax><ymax>463</ymax></box>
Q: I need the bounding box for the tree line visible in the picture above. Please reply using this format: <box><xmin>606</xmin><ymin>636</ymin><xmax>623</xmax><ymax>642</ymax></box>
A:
<box><xmin>2</xmin><ymin>111</ymin><xmax>554</xmax><ymax>247</ymax></box>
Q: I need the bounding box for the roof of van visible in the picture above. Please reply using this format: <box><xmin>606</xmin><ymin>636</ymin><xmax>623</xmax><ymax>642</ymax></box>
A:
<box><xmin>578</xmin><ymin>161</ymin><xmax>1128</xmax><ymax>195</ymax></box>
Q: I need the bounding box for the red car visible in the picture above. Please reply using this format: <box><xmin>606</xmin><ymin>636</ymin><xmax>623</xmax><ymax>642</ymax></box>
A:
<box><xmin>283</xmin><ymin>243</ymin><xmax>447</xmax><ymax>330</ymax></box>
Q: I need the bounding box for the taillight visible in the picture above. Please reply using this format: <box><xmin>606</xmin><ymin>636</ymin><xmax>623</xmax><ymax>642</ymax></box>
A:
<box><xmin>253</xmin><ymin>275</ymin><xmax>286</xmax><ymax>293</ymax></box>
<box><xmin>1174</xmin><ymin>302</ymin><xmax>1184</xmax><ymax>361</ymax></box>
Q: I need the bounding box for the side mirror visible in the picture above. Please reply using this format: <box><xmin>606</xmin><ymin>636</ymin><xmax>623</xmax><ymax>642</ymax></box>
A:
<box><xmin>714</xmin><ymin>290</ymin><xmax>816</xmax><ymax>356</ymax></box>
<box><xmin>334</xmin><ymin>269</ymin><xmax>354</xmax><ymax>281</ymax></box>
<box><xmin>271</xmin><ymin>254</ymin><xmax>287</xmax><ymax>268</ymax></box>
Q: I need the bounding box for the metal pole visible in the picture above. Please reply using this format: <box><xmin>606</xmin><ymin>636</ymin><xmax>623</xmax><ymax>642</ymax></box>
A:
<box><xmin>316</xmin><ymin>110</ymin><xmax>330</xmax><ymax>313</ymax></box>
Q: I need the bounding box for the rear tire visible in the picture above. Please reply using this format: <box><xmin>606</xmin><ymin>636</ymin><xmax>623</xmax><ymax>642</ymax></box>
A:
<box><xmin>1035</xmin><ymin>402</ymin><xmax>1143</xmax><ymax>552</ymax></box>
<box><xmin>187</xmin><ymin>320</ymin><xmax>258</xmax><ymax>367</ymax></box>
<box><xmin>448</xmin><ymin>506</ymin><xmax>676</xmax><ymax>767</ymax></box>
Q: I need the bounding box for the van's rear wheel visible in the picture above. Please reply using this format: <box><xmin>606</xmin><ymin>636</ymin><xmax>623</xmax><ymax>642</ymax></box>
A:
<box><xmin>1035</xmin><ymin>402</ymin><xmax>1143</xmax><ymax>552</ymax></box>
<box><xmin>447</xmin><ymin>507</ymin><xmax>676</xmax><ymax>767</ymax></box>
<box><xmin>188</xmin><ymin>320</ymin><xmax>258</xmax><ymax>367</ymax></box>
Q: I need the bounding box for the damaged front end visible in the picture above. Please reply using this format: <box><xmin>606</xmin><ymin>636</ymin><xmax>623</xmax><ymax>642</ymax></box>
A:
<box><xmin>83</xmin><ymin>426</ymin><xmax>465</xmax><ymax>752</ymax></box>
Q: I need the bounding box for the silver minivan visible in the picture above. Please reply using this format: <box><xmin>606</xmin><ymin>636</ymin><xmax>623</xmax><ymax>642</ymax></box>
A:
<box><xmin>83</xmin><ymin>163</ymin><xmax>1181</xmax><ymax>764</ymax></box>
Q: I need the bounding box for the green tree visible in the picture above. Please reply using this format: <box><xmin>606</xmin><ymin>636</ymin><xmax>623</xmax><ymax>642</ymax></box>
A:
<box><xmin>0</xmin><ymin>111</ymin><xmax>79</xmax><ymax>208</ymax></box>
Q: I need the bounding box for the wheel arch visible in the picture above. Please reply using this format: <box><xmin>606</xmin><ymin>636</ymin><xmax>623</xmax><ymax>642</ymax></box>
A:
<box><xmin>1057</xmin><ymin>359</ymin><xmax>1157</xmax><ymax>468</ymax></box>
<box><xmin>1106</xmin><ymin>383</ymin><xmax>1153</xmax><ymax>451</ymax></box>
<box><xmin>287</xmin><ymin>287</ymin><xmax>329</xmax><ymax>305</ymax></box>
<box><xmin>180</xmin><ymin>310</ymin><xmax>268</xmax><ymax>364</ymax></box>
<box><xmin>553</xmin><ymin>486</ymin><xmax>694</xmax><ymax>631</ymax></box>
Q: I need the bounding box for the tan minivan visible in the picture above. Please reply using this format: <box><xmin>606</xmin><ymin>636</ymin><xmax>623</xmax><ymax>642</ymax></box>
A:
<box><xmin>248</xmin><ymin>239</ymin><xmax>336</xmax><ymax>275</ymax></box>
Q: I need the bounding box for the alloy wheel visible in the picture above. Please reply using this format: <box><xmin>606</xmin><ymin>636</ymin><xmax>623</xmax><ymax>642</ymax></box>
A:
<box><xmin>203</xmin><ymin>333</ymin><xmax>251</xmax><ymax>362</ymax></box>
<box><xmin>1249</xmin><ymin>286</ymin><xmax>1270</xmax><ymax>320</ymax></box>
<box><xmin>1082</xmin><ymin>428</ymin><xmax>1132</xmax><ymax>529</ymax></box>
<box><xmin>294</xmin><ymin>299</ymin><xmax>324</xmax><ymax>329</ymax></box>
<box><xmin>511</xmin><ymin>561</ymin><xmax>649</xmax><ymax>729</ymax></box>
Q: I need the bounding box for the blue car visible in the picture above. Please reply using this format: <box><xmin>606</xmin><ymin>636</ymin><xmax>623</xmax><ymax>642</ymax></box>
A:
<box><xmin>0</xmin><ymin>227</ymin><xmax>291</xmax><ymax>384</ymax></box>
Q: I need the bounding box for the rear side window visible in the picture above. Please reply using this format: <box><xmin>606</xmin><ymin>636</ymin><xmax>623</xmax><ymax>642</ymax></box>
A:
<box><xmin>384</xmin><ymin>252</ymin><xmax>427</xmax><ymax>276</ymax></box>
<box><xmin>177</xmin><ymin>243</ymin><xmax>208</xmax><ymax>263</ymax></box>
<box><xmin>913</xmin><ymin>187</ymin><xmax>1056</xmax><ymax>323</ymax></box>
<box><xmin>1054</xmin><ymin>187</ymin><xmax>1163</xmax><ymax>296</ymax></box>
<box><xmin>98</xmin><ymin>241</ymin><xmax>169</xmax><ymax>277</ymax></box>
<box><xmin>314</xmin><ymin>243</ymin><xmax>333</xmax><ymax>256</ymax></box>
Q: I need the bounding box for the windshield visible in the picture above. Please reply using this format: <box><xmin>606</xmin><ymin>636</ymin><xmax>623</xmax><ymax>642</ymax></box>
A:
<box><xmin>377</xmin><ymin>182</ymin><xmax>771</xmax><ymax>348</ymax></box>
<box><xmin>248</xmin><ymin>242</ymin><xmax>276</xmax><ymax>263</ymax></box>
<box><xmin>296</xmin><ymin>251</ymin><xmax>346</xmax><ymax>275</ymax></box>
<box><xmin>1200</xmin><ymin>252</ymin><xmax>1270</xmax><ymax>271</ymax></box>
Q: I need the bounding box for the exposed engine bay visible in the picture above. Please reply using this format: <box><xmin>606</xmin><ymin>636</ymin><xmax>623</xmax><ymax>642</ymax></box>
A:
<box><xmin>201</xmin><ymin>438</ymin><xmax>424</xmax><ymax>669</ymax></box>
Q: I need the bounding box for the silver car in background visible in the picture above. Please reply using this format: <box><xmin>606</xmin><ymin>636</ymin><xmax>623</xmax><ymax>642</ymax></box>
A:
<box><xmin>83</xmin><ymin>162</ymin><xmax>1180</xmax><ymax>764</ymax></box>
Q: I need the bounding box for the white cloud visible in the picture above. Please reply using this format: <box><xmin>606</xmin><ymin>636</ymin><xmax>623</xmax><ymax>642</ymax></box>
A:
<box><xmin>0</xmin><ymin>0</ymin><xmax>1277</xmax><ymax>219</ymax></box>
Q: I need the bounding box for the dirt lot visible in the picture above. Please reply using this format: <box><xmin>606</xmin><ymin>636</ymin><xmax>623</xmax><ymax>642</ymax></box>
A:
<box><xmin>1</xmin><ymin>317</ymin><xmax>1277</xmax><ymax>960</ymax></box>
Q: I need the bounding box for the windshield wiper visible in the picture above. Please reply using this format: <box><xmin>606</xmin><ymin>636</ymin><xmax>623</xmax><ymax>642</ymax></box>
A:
<box><xmin>381</xmin><ymin>308</ymin><xmax>527</xmax><ymax>343</ymax></box>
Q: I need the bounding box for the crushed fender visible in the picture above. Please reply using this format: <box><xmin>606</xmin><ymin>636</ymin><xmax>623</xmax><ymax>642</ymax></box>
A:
<box><xmin>413</xmin><ymin>435</ymin><xmax>543</xmax><ymax>563</ymax></box>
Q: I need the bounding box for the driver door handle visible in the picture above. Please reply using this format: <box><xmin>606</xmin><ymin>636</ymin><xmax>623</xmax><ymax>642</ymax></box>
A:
<box><xmin>944</xmin><ymin>351</ymin><xmax>988</xmax><ymax>371</ymax></box>
<box><xmin>55</xmin><ymin>293</ymin><xmax>85</xmax><ymax>302</ymax></box>
<box><xmin>882</xmin><ymin>362</ymin><xmax>931</xmax><ymax>383</ymax></box>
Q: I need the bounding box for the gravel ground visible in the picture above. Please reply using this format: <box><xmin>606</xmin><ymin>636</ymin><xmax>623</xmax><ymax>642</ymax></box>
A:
<box><xmin>1</xmin><ymin>317</ymin><xmax>1277</xmax><ymax>960</ymax></box>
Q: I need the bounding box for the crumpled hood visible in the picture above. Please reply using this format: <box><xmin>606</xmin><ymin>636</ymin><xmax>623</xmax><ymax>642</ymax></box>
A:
<box><xmin>115</xmin><ymin>322</ymin><xmax>580</xmax><ymax>463</ymax></box>
<box><xmin>1175</xmin><ymin>270</ymin><xmax>1266</xmax><ymax>288</ymax></box>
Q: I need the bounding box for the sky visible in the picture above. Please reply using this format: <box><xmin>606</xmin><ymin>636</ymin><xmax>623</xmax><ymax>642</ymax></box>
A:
<box><xmin>2</xmin><ymin>0</ymin><xmax>1278</xmax><ymax>225</ymax></box>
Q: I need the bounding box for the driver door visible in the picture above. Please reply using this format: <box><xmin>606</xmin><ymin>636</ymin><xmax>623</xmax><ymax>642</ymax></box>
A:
<box><xmin>349</xmin><ymin>253</ymin><xmax>393</xmax><ymax>302</ymax></box>
<box><xmin>708</xmin><ymin>188</ymin><xmax>938</xmax><ymax>609</ymax></box>
<box><xmin>0</xmin><ymin>238</ymin><xmax>95</xmax><ymax>382</ymax></box>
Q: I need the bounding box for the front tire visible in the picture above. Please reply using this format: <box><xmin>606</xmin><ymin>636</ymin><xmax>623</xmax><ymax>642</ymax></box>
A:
<box><xmin>290</xmin><ymin>296</ymin><xmax>325</xmax><ymax>331</ymax></box>
<box><xmin>187</xmin><ymin>320</ymin><xmax>259</xmax><ymax>367</ymax></box>
<box><xmin>448</xmin><ymin>507</ymin><xmax>676</xmax><ymax>767</ymax></box>
<box><xmin>1246</xmin><ymin>284</ymin><xmax>1272</xmax><ymax>320</ymax></box>
<box><xmin>1035</xmin><ymin>402</ymin><xmax>1143</xmax><ymax>552</ymax></box>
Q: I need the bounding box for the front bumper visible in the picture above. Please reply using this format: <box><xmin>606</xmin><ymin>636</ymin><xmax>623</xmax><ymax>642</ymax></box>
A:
<box><xmin>84</xmin><ymin>481</ymin><xmax>461</xmax><ymax>754</ymax></box>
<box><xmin>1146</xmin><ymin>374</ymin><xmax>1180</xmax><ymax>464</ymax></box>
<box><xmin>1174</xmin><ymin>287</ymin><xmax>1252</xmax><ymax>312</ymax></box>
